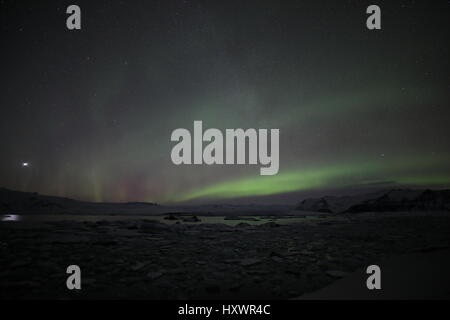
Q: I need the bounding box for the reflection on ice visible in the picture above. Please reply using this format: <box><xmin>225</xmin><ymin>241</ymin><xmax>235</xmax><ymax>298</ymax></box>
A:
<box><xmin>1</xmin><ymin>214</ymin><xmax>21</xmax><ymax>222</ymax></box>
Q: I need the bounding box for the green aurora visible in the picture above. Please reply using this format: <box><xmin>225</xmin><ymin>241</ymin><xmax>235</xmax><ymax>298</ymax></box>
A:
<box><xmin>175</xmin><ymin>156</ymin><xmax>450</xmax><ymax>202</ymax></box>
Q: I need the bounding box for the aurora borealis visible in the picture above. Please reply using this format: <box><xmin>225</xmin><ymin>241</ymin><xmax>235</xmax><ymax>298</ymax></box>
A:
<box><xmin>0</xmin><ymin>0</ymin><xmax>449</xmax><ymax>204</ymax></box>
<box><xmin>176</xmin><ymin>156</ymin><xmax>450</xmax><ymax>202</ymax></box>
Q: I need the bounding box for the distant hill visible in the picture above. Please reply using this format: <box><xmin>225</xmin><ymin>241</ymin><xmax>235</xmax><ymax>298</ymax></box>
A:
<box><xmin>0</xmin><ymin>188</ymin><xmax>80</xmax><ymax>212</ymax></box>
<box><xmin>0</xmin><ymin>188</ymin><xmax>290</xmax><ymax>215</ymax></box>
<box><xmin>0</xmin><ymin>188</ymin><xmax>160</xmax><ymax>215</ymax></box>
<box><xmin>296</xmin><ymin>189</ymin><xmax>450</xmax><ymax>214</ymax></box>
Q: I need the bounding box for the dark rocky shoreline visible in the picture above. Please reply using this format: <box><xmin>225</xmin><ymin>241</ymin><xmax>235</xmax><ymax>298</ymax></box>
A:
<box><xmin>1</xmin><ymin>213</ymin><xmax>450</xmax><ymax>299</ymax></box>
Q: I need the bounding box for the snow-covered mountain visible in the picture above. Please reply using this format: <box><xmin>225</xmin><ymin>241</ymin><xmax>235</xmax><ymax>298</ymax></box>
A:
<box><xmin>296</xmin><ymin>189</ymin><xmax>450</xmax><ymax>214</ymax></box>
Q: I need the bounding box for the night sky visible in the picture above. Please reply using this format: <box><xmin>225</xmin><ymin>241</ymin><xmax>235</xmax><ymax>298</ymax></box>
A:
<box><xmin>1</xmin><ymin>0</ymin><xmax>449</xmax><ymax>204</ymax></box>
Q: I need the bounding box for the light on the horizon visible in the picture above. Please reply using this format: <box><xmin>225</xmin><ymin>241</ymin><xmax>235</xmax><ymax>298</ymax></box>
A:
<box><xmin>1</xmin><ymin>215</ymin><xmax>21</xmax><ymax>222</ymax></box>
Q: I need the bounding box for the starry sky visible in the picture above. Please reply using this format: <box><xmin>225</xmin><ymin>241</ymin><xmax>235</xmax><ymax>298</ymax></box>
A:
<box><xmin>0</xmin><ymin>0</ymin><xmax>449</xmax><ymax>204</ymax></box>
